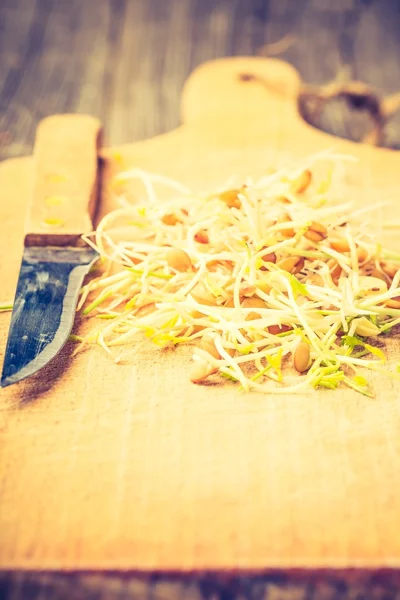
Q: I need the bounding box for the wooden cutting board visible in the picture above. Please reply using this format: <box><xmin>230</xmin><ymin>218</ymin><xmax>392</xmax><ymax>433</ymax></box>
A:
<box><xmin>1</xmin><ymin>57</ymin><xmax>400</xmax><ymax>571</ymax></box>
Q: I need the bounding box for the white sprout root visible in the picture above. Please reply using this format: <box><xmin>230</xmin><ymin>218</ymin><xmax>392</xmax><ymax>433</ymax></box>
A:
<box><xmin>76</xmin><ymin>151</ymin><xmax>400</xmax><ymax>398</ymax></box>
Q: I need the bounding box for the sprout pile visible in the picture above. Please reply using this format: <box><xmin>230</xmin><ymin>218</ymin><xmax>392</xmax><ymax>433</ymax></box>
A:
<box><xmin>77</xmin><ymin>152</ymin><xmax>400</xmax><ymax>397</ymax></box>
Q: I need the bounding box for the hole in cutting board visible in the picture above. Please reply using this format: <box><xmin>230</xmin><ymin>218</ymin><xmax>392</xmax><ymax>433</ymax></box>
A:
<box><xmin>298</xmin><ymin>88</ymin><xmax>400</xmax><ymax>150</ymax></box>
<box><xmin>237</xmin><ymin>70</ymin><xmax>400</xmax><ymax>150</ymax></box>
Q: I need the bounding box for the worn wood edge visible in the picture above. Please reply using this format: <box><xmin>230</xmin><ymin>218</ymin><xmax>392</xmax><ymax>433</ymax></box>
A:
<box><xmin>1</xmin><ymin>556</ymin><xmax>400</xmax><ymax>572</ymax></box>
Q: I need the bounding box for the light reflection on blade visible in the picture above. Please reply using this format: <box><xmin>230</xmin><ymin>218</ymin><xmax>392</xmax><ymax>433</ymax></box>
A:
<box><xmin>1</xmin><ymin>246</ymin><xmax>98</xmax><ymax>387</ymax></box>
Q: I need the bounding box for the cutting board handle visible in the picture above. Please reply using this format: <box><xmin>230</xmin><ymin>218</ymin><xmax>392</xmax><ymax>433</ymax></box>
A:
<box><xmin>25</xmin><ymin>114</ymin><xmax>102</xmax><ymax>247</ymax></box>
<box><xmin>181</xmin><ymin>57</ymin><xmax>304</xmax><ymax>130</ymax></box>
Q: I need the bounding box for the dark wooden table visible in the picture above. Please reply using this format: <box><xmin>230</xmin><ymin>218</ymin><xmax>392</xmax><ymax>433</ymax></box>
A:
<box><xmin>1</xmin><ymin>0</ymin><xmax>400</xmax><ymax>598</ymax></box>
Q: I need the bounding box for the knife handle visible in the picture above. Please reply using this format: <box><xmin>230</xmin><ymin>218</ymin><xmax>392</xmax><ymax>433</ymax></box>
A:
<box><xmin>25</xmin><ymin>114</ymin><xmax>102</xmax><ymax>247</ymax></box>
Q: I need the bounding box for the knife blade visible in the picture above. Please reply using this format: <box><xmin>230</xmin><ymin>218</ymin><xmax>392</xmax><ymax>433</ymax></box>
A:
<box><xmin>1</xmin><ymin>114</ymin><xmax>102</xmax><ymax>387</ymax></box>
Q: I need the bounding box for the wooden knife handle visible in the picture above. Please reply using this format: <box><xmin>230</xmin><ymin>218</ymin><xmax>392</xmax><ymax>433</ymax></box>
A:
<box><xmin>25</xmin><ymin>114</ymin><xmax>102</xmax><ymax>247</ymax></box>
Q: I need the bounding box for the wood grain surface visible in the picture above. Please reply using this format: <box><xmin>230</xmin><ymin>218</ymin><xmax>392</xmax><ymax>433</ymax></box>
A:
<box><xmin>1</xmin><ymin>53</ymin><xmax>400</xmax><ymax>594</ymax></box>
<box><xmin>26</xmin><ymin>114</ymin><xmax>101</xmax><ymax>246</ymax></box>
<box><xmin>1</xmin><ymin>1</ymin><xmax>400</xmax><ymax>599</ymax></box>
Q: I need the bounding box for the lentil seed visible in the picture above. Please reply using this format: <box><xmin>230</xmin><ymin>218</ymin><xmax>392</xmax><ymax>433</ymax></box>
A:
<box><xmin>293</xmin><ymin>341</ymin><xmax>310</xmax><ymax>373</ymax></box>
<box><xmin>166</xmin><ymin>248</ymin><xmax>192</xmax><ymax>272</ymax></box>
<box><xmin>290</xmin><ymin>169</ymin><xmax>312</xmax><ymax>194</ymax></box>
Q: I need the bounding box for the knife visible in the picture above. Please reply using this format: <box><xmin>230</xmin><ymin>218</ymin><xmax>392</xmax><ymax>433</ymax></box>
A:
<box><xmin>1</xmin><ymin>114</ymin><xmax>102</xmax><ymax>387</ymax></box>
